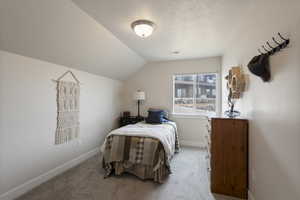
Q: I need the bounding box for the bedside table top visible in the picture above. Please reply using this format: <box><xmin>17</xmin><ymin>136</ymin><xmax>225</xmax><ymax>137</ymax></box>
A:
<box><xmin>121</xmin><ymin>116</ymin><xmax>145</xmax><ymax>119</ymax></box>
<box><xmin>119</xmin><ymin>116</ymin><xmax>145</xmax><ymax>127</ymax></box>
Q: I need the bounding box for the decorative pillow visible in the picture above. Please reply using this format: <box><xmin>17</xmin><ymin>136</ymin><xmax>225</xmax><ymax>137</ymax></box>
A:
<box><xmin>148</xmin><ymin>108</ymin><xmax>169</xmax><ymax>119</ymax></box>
<box><xmin>146</xmin><ymin>109</ymin><xmax>165</xmax><ymax>124</ymax></box>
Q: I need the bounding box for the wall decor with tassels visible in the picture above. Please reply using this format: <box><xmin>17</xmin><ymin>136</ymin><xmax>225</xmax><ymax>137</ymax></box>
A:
<box><xmin>52</xmin><ymin>70</ymin><xmax>81</xmax><ymax>145</ymax></box>
<box><xmin>247</xmin><ymin>32</ymin><xmax>290</xmax><ymax>82</ymax></box>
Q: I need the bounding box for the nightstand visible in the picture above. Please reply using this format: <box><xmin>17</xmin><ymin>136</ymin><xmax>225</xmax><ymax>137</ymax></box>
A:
<box><xmin>119</xmin><ymin>116</ymin><xmax>145</xmax><ymax>127</ymax></box>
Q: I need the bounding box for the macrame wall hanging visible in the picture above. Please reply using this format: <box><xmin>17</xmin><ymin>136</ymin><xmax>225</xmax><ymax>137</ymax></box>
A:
<box><xmin>52</xmin><ymin>70</ymin><xmax>81</xmax><ymax>145</ymax></box>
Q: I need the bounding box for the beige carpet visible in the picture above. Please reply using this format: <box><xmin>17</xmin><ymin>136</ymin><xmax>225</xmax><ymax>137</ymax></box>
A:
<box><xmin>17</xmin><ymin>147</ymin><xmax>243</xmax><ymax>200</ymax></box>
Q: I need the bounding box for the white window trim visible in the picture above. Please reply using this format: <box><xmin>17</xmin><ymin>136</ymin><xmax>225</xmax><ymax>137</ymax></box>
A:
<box><xmin>172</xmin><ymin>72</ymin><xmax>221</xmax><ymax>118</ymax></box>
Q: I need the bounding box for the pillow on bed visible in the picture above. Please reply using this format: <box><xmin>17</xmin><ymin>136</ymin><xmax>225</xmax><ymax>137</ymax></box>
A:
<box><xmin>146</xmin><ymin>109</ymin><xmax>166</xmax><ymax>124</ymax></box>
<box><xmin>148</xmin><ymin>108</ymin><xmax>169</xmax><ymax>119</ymax></box>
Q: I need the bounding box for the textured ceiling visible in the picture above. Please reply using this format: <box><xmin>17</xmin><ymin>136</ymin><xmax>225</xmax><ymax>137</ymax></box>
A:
<box><xmin>72</xmin><ymin>0</ymin><xmax>249</xmax><ymax>61</ymax></box>
<box><xmin>0</xmin><ymin>0</ymin><xmax>145</xmax><ymax>80</ymax></box>
<box><xmin>1</xmin><ymin>0</ymin><xmax>299</xmax><ymax>80</ymax></box>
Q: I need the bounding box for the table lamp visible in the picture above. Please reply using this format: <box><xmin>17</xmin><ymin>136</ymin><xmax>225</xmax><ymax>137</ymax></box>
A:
<box><xmin>133</xmin><ymin>90</ymin><xmax>145</xmax><ymax>117</ymax></box>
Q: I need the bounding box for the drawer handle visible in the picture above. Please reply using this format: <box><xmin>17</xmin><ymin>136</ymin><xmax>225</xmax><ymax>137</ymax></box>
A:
<box><xmin>206</xmin><ymin>124</ymin><xmax>211</xmax><ymax>132</ymax></box>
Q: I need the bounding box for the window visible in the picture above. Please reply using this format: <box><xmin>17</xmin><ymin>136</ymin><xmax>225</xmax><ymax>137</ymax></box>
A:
<box><xmin>173</xmin><ymin>73</ymin><xmax>217</xmax><ymax>115</ymax></box>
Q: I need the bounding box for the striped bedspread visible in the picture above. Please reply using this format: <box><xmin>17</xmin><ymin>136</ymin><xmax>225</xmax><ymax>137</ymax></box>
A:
<box><xmin>102</xmin><ymin>122</ymin><xmax>179</xmax><ymax>183</ymax></box>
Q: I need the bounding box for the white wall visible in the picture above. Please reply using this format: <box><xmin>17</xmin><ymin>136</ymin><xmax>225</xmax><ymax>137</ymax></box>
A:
<box><xmin>221</xmin><ymin>1</ymin><xmax>300</xmax><ymax>199</ymax></box>
<box><xmin>123</xmin><ymin>57</ymin><xmax>222</xmax><ymax>146</ymax></box>
<box><xmin>0</xmin><ymin>50</ymin><xmax>122</xmax><ymax>198</ymax></box>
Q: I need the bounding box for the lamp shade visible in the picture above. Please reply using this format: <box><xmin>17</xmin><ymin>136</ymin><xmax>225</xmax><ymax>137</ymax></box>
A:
<box><xmin>134</xmin><ymin>91</ymin><xmax>145</xmax><ymax>100</ymax></box>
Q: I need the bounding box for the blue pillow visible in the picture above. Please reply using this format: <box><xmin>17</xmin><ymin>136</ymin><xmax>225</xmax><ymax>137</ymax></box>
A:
<box><xmin>148</xmin><ymin>108</ymin><xmax>169</xmax><ymax>119</ymax></box>
<box><xmin>146</xmin><ymin>110</ymin><xmax>165</xmax><ymax>124</ymax></box>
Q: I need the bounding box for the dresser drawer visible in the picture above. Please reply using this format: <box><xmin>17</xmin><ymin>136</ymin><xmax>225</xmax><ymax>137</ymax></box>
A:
<box><xmin>210</xmin><ymin>118</ymin><xmax>249</xmax><ymax>199</ymax></box>
<box><xmin>206</xmin><ymin>124</ymin><xmax>211</xmax><ymax>134</ymax></box>
<box><xmin>204</xmin><ymin>134</ymin><xmax>211</xmax><ymax>148</ymax></box>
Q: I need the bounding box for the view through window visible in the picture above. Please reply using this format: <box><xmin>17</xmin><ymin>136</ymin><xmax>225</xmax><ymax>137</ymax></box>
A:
<box><xmin>173</xmin><ymin>73</ymin><xmax>217</xmax><ymax>115</ymax></box>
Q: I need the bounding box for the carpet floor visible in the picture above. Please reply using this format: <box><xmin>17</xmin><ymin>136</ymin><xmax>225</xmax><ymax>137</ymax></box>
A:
<box><xmin>17</xmin><ymin>147</ymin><xmax>242</xmax><ymax>200</ymax></box>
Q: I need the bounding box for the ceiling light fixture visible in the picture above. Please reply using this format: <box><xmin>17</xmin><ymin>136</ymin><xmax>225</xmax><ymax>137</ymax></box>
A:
<box><xmin>131</xmin><ymin>19</ymin><xmax>155</xmax><ymax>38</ymax></box>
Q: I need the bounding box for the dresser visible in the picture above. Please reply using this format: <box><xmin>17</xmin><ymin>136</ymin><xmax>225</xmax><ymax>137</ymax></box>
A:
<box><xmin>204</xmin><ymin>117</ymin><xmax>249</xmax><ymax>199</ymax></box>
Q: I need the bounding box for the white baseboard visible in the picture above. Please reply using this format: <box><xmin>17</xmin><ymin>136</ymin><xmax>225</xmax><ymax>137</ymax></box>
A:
<box><xmin>248</xmin><ymin>190</ymin><xmax>255</xmax><ymax>200</ymax></box>
<box><xmin>181</xmin><ymin>140</ymin><xmax>204</xmax><ymax>148</ymax></box>
<box><xmin>0</xmin><ymin>148</ymin><xmax>100</xmax><ymax>200</ymax></box>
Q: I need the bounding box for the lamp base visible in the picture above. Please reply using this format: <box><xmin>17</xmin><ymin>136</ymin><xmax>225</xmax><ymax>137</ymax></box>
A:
<box><xmin>224</xmin><ymin>110</ymin><xmax>240</xmax><ymax>118</ymax></box>
<box><xmin>137</xmin><ymin>100</ymin><xmax>141</xmax><ymax>117</ymax></box>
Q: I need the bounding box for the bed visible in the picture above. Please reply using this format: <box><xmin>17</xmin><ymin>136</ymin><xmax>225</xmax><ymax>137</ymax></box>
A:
<box><xmin>101</xmin><ymin>121</ymin><xmax>179</xmax><ymax>183</ymax></box>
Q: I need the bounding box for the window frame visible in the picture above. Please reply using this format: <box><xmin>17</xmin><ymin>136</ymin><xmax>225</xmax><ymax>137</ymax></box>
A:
<box><xmin>172</xmin><ymin>72</ymin><xmax>220</xmax><ymax>117</ymax></box>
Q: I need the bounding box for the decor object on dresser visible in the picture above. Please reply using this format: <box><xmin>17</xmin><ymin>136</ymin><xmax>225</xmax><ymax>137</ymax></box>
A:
<box><xmin>209</xmin><ymin>117</ymin><xmax>248</xmax><ymax>199</ymax></box>
<box><xmin>224</xmin><ymin>66</ymin><xmax>245</xmax><ymax>118</ymax></box>
<box><xmin>53</xmin><ymin>70</ymin><xmax>80</xmax><ymax>145</ymax></box>
<box><xmin>248</xmin><ymin>32</ymin><xmax>290</xmax><ymax>82</ymax></box>
<box><xmin>133</xmin><ymin>90</ymin><xmax>146</xmax><ymax>117</ymax></box>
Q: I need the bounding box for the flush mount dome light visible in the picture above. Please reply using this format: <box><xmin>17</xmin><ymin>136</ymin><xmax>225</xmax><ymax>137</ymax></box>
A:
<box><xmin>131</xmin><ymin>19</ymin><xmax>155</xmax><ymax>38</ymax></box>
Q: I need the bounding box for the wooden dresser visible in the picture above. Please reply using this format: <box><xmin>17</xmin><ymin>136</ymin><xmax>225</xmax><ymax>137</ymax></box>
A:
<box><xmin>204</xmin><ymin>117</ymin><xmax>249</xmax><ymax>199</ymax></box>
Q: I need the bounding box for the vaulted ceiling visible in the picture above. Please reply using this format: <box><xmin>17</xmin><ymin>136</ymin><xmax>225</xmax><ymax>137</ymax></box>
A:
<box><xmin>1</xmin><ymin>0</ymin><xmax>299</xmax><ymax>80</ymax></box>
<box><xmin>0</xmin><ymin>0</ymin><xmax>145</xmax><ymax>80</ymax></box>
<box><xmin>72</xmin><ymin>0</ymin><xmax>300</xmax><ymax>62</ymax></box>
<box><xmin>72</xmin><ymin>0</ymin><xmax>247</xmax><ymax>61</ymax></box>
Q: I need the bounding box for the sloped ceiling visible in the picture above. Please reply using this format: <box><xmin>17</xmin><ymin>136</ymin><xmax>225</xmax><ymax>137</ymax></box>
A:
<box><xmin>0</xmin><ymin>0</ymin><xmax>145</xmax><ymax>80</ymax></box>
<box><xmin>1</xmin><ymin>0</ymin><xmax>299</xmax><ymax>80</ymax></box>
<box><xmin>72</xmin><ymin>0</ymin><xmax>248</xmax><ymax>61</ymax></box>
<box><xmin>72</xmin><ymin>0</ymin><xmax>300</xmax><ymax>62</ymax></box>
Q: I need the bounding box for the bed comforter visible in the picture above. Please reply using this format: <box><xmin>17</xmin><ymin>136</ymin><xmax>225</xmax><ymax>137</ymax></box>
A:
<box><xmin>102</xmin><ymin>121</ymin><xmax>179</xmax><ymax>183</ymax></box>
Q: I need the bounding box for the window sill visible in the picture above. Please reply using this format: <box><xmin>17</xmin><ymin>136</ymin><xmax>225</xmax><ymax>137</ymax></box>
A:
<box><xmin>171</xmin><ymin>112</ymin><xmax>216</xmax><ymax>119</ymax></box>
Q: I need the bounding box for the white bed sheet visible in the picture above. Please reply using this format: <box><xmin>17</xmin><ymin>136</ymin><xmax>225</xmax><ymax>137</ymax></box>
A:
<box><xmin>101</xmin><ymin>121</ymin><xmax>177</xmax><ymax>159</ymax></box>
